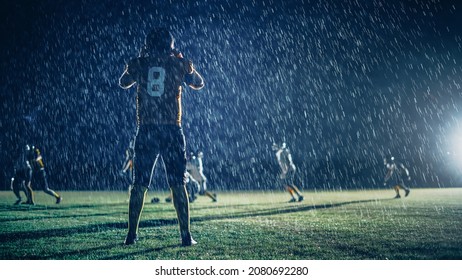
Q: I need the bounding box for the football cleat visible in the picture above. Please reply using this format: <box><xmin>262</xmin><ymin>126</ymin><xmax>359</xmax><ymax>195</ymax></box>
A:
<box><xmin>181</xmin><ymin>233</ymin><xmax>197</xmax><ymax>246</ymax></box>
<box><xmin>56</xmin><ymin>196</ymin><xmax>62</xmax><ymax>204</ymax></box>
<box><xmin>165</xmin><ymin>197</ymin><xmax>172</xmax><ymax>203</ymax></box>
<box><xmin>212</xmin><ymin>193</ymin><xmax>217</xmax><ymax>202</ymax></box>
<box><xmin>151</xmin><ymin>197</ymin><xmax>160</xmax><ymax>204</ymax></box>
<box><xmin>14</xmin><ymin>199</ymin><xmax>22</xmax><ymax>205</ymax></box>
<box><xmin>405</xmin><ymin>189</ymin><xmax>410</xmax><ymax>197</ymax></box>
<box><xmin>288</xmin><ymin>198</ymin><xmax>296</xmax><ymax>203</ymax></box>
<box><xmin>394</xmin><ymin>194</ymin><xmax>401</xmax><ymax>199</ymax></box>
<box><xmin>298</xmin><ymin>196</ymin><xmax>304</xmax><ymax>202</ymax></box>
<box><xmin>124</xmin><ymin>233</ymin><xmax>138</xmax><ymax>245</ymax></box>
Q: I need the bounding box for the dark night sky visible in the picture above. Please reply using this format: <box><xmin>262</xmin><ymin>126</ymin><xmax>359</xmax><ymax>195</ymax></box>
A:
<box><xmin>1</xmin><ymin>0</ymin><xmax>461</xmax><ymax>191</ymax></box>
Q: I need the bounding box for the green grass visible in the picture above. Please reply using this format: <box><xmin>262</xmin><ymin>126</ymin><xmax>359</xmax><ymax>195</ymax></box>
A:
<box><xmin>0</xmin><ymin>188</ymin><xmax>461</xmax><ymax>260</ymax></box>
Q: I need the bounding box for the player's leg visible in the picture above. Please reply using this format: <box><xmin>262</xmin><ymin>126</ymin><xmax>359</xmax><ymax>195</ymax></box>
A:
<box><xmin>187</xmin><ymin>176</ymin><xmax>199</xmax><ymax>202</ymax></box>
<box><xmin>24</xmin><ymin>181</ymin><xmax>35</xmax><ymax>205</ymax></box>
<box><xmin>286</xmin><ymin>170</ymin><xmax>303</xmax><ymax>201</ymax></box>
<box><xmin>23</xmin><ymin>169</ymin><xmax>34</xmax><ymax>204</ymax></box>
<box><xmin>164</xmin><ymin>127</ymin><xmax>195</xmax><ymax>246</ymax></box>
<box><xmin>200</xmin><ymin>177</ymin><xmax>217</xmax><ymax>202</ymax></box>
<box><xmin>289</xmin><ymin>185</ymin><xmax>304</xmax><ymax>202</ymax></box>
<box><xmin>400</xmin><ymin>181</ymin><xmax>410</xmax><ymax>197</ymax></box>
<box><xmin>11</xmin><ymin>178</ymin><xmax>22</xmax><ymax>205</ymax></box>
<box><xmin>393</xmin><ymin>185</ymin><xmax>401</xmax><ymax>198</ymax></box>
<box><xmin>186</xmin><ymin>181</ymin><xmax>197</xmax><ymax>203</ymax></box>
<box><xmin>39</xmin><ymin>169</ymin><xmax>61</xmax><ymax>203</ymax></box>
<box><xmin>170</xmin><ymin>182</ymin><xmax>194</xmax><ymax>245</ymax></box>
<box><xmin>285</xmin><ymin>185</ymin><xmax>297</xmax><ymax>202</ymax></box>
<box><xmin>205</xmin><ymin>191</ymin><xmax>217</xmax><ymax>202</ymax></box>
<box><xmin>125</xmin><ymin>129</ymin><xmax>156</xmax><ymax>245</ymax></box>
<box><xmin>126</xmin><ymin>184</ymin><xmax>147</xmax><ymax>244</ymax></box>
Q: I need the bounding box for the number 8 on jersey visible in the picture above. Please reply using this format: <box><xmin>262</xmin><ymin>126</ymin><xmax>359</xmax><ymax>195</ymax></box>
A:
<box><xmin>147</xmin><ymin>67</ymin><xmax>166</xmax><ymax>97</ymax></box>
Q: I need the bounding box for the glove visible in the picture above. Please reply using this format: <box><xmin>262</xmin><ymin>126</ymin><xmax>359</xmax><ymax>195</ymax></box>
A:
<box><xmin>171</xmin><ymin>48</ymin><xmax>183</xmax><ymax>58</ymax></box>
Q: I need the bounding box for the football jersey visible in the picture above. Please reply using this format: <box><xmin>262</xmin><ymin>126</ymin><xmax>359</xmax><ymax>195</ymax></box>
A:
<box><xmin>387</xmin><ymin>162</ymin><xmax>408</xmax><ymax>180</ymax></box>
<box><xmin>26</xmin><ymin>147</ymin><xmax>45</xmax><ymax>171</ymax></box>
<box><xmin>124</xmin><ymin>55</ymin><xmax>192</xmax><ymax>126</ymax></box>
<box><xmin>276</xmin><ymin>148</ymin><xmax>296</xmax><ymax>174</ymax></box>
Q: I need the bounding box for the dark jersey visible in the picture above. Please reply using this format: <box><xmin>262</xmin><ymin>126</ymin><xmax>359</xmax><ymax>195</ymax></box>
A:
<box><xmin>26</xmin><ymin>147</ymin><xmax>45</xmax><ymax>172</ymax></box>
<box><xmin>14</xmin><ymin>151</ymin><xmax>32</xmax><ymax>174</ymax></box>
<box><xmin>121</xmin><ymin>55</ymin><xmax>192</xmax><ymax>126</ymax></box>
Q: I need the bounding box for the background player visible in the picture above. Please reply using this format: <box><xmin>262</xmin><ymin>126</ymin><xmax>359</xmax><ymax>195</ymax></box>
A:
<box><xmin>11</xmin><ymin>146</ymin><xmax>34</xmax><ymax>205</ymax></box>
<box><xmin>119</xmin><ymin>28</ymin><xmax>204</xmax><ymax>246</ymax></box>
<box><xmin>187</xmin><ymin>151</ymin><xmax>216</xmax><ymax>202</ymax></box>
<box><xmin>272</xmin><ymin>142</ymin><xmax>304</xmax><ymax>202</ymax></box>
<box><xmin>26</xmin><ymin>145</ymin><xmax>62</xmax><ymax>204</ymax></box>
<box><xmin>383</xmin><ymin>156</ymin><xmax>411</xmax><ymax>198</ymax></box>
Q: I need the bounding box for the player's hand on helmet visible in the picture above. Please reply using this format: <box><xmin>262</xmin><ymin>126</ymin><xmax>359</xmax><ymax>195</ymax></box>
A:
<box><xmin>171</xmin><ymin>48</ymin><xmax>183</xmax><ymax>58</ymax></box>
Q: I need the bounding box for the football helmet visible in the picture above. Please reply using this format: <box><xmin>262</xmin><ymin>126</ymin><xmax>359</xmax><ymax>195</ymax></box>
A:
<box><xmin>144</xmin><ymin>28</ymin><xmax>175</xmax><ymax>55</ymax></box>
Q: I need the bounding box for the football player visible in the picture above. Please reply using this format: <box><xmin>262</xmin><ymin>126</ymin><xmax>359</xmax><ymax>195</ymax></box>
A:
<box><xmin>187</xmin><ymin>151</ymin><xmax>216</xmax><ymax>202</ymax></box>
<box><xmin>273</xmin><ymin>142</ymin><xmax>304</xmax><ymax>202</ymax></box>
<box><xmin>119</xmin><ymin>28</ymin><xmax>204</xmax><ymax>246</ymax></box>
<box><xmin>383</xmin><ymin>156</ymin><xmax>411</xmax><ymax>198</ymax></box>
<box><xmin>11</xmin><ymin>146</ymin><xmax>34</xmax><ymax>205</ymax></box>
<box><xmin>26</xmin><ymin>145</ymin><xmax>62</xmax><ymax>204</ymax></box>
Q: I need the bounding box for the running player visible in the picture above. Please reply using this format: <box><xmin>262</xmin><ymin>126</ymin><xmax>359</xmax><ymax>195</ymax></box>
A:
<box><xmin>272</xmin><ymin>142</ymin><xmax>304</xmax><ymax>202</ymax></box>
<box><xmin>187</xmin><ymin>151</ymin><xmax>216</xmax><ymax>202</ymax></box>
<box><xmin>11</xmin><ymin>146</ymin><xmax>34</xmax><ymax>205</ymax></box>
<box><xmin>26</xmin><ymin>145</ymin><xmax>62</xmax><ymax>204</ymax></box>
<box><xmin>383</xmin><ymin>156</ymin><xmax>411</xmax><ymax>198</ymax></box>
<box><xmin>119</xmin><ymin>28</ymin><xmax>204</xmax><ymax>246</ymax></box>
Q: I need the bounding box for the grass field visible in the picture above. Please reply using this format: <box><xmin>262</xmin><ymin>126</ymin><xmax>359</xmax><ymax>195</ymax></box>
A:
<box><xmin>0</xmin><ymin>188</ymin><xmax>461</xmax><ymax>260</ymax></box>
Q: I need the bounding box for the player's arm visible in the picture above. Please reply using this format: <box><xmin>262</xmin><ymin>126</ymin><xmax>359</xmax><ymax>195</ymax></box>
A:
<box><xmin>35</xmin><ymin>150</ymin><xmax>45</xmax><ymax>168</ymax></box>
<box><xmin>119</xmin><ymin>64</ymin><xmax>136</xmax><ymax>89</ymax></box>
<box><xmin>384</xmin><ymin>169</ymin><xmax>393</xmax><ymax>182</ymax></box>
<box><xmin>122</xmin><ymin>160</ymin><xmax>132</xmax><ymax>173</ymax></box>
<box><xmin>184</xmin><ymin>60</ymin><xmax>204</xmax><ymax>90</ymax></box>
<box><xmin>400</xmin><ymin>164</ymin><xmax>411</xmax><ymax>180</ymax></box>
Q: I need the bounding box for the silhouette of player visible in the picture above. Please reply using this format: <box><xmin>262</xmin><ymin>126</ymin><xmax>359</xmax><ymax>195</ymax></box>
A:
<box><xmin>272</xmin><ymin>142</ymin><xmax>304</xmax><ymax>202</ymax></box>
<box><xmin>26</xmin><ymin>145</ymin><xmax>62</xmax><ymax>204</ymax></box>
<box><xmin>383</xmin><ymin>156</ymin><xmax>411</xmax><ymax>198</ymax></box>
<box><xmin>119</xmin><ymin>28</ymin><xmax>204</xmax><ymax>246</ymax></box>
<box><xmin>11</xmin><ymin>146</ymin><xmax>34</xmax><ymax>205</ymax></box>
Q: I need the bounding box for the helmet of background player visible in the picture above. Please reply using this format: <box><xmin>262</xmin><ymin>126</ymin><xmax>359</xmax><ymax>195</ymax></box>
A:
<box><xmin>384</xmin><ymin>156</ymin><xmax>395</xmax><ymax>168</ymax></box>
<box><xmin>144</xmin><ymin>28</ymin><xmax>175</xmax><ymax>56</ymax></box>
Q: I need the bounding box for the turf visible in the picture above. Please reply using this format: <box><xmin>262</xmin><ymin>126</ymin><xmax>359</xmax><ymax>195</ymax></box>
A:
<box><xmin>0</xmin><ymin>188</ymin><xmax>461</xmax><ymax>260</ymax></box>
